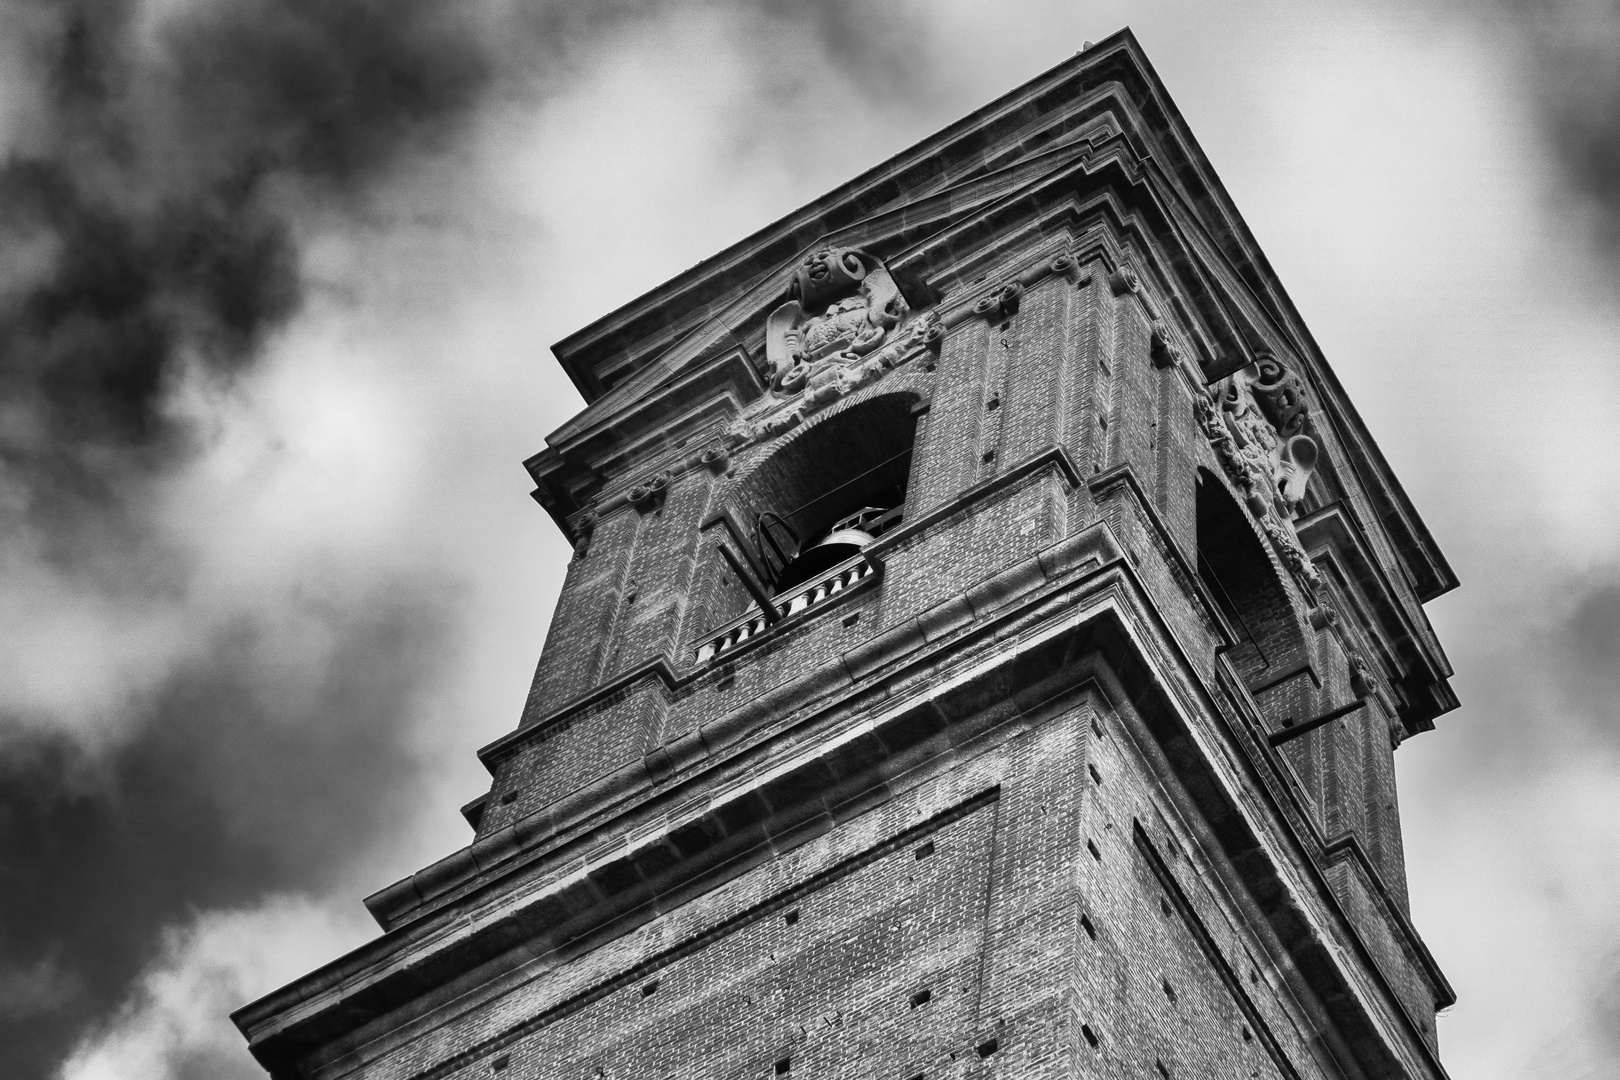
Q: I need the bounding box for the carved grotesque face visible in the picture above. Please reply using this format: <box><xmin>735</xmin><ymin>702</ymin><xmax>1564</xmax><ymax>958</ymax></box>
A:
<box><xmin>794</xmin><ymin>248</ymin><xmax>866</xmax><ymax>313</ymax></box>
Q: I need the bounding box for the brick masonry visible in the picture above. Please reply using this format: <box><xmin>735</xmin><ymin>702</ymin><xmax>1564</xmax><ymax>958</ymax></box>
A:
<box><xmin>233</xmin><ymin>31</ymin><xmax>1459</xmax><ymax>1080</ymax></box>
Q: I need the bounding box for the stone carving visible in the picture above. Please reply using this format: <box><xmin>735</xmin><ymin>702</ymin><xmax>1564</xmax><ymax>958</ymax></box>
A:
<box><xmin>1249</xmin><ymin>354</ymin><xmax>1308</xmax><ymax>437</ymax></box>
<box><xmin>766</xmin><ymin>248</ymin><xmax>905</xmax><ymax>392</ymax></box>
<box><xmin>1149</xmin><ymin>320</ymin><xmax>1183</xmax><ymax>369</ymax></box>
<box><xmin>1262</xmin><ymin>516</ymin><xmax>1322</xmax><ymax>600</ymax></box>
<box><xmin>1348</xmin><ymin>652</ymin><xmax>1375</xmax><ymax>698</ymax></box>
<box><xmin>1107</xmin><ymin>263</ymin><xmax>1139</xmax><ymax>296</ymax></box>
<box><xmin>1345</xmin><ymin>652</ymin><xmax>1404</xmax><ymax>747</ymax></box>
<box><xmin>569</xmin><ymin>509</ymin><xmax>597</xmax><ymax>560</ymax></box>
<box><xmin>1385</xmin><ymin>714</ymin><xmax>1406</xmax><ymax>749</ymax></box>
<box><xmin>1194</xmin><ymin>393</ymin><xmax>1258</xmax><ymax>507</ymax></box>
<box><xmin>699</xmin><ymin>444</ymin><xmax>730</xmax><ymax>473</ymax></box>
<box><xmin>627</xmin><ymin>471</ymin><xmax>671</xmax><ymax>513</ymax></box>
<box><xmin>1196</xmin><ymin>351</ymin><xmax>1323</xmax><ymax>603</ymax></box>
<box><xmin>1213</xmin><ymin>353</ymin><xmax>1318</xmax><ymax>519</ymax></box>
<box><xmin>972</xmin><ymin>281</ymin><xmax>1024</xmax><ymax>321</ymax></box>
<box><xmin>1309</xmin><ymin>603</ymin><xmax>1337</xmax><ymax>632</ymax></box>
<box><xmin>725</xmin><ymin>248</ymin><xmax>939</xmax><ymax>449</ymax></box>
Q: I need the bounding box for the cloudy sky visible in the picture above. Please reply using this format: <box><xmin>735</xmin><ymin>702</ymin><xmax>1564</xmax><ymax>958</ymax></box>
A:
<box><xmin>1</xmin><ymin>1</ymin><xmax>1617</xmax><ymax>1078</ymax></box>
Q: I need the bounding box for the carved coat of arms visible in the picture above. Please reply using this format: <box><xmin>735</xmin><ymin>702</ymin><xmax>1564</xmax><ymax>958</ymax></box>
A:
<box><xmin>726</xmin><ymin>247</ymin><xmax>939</xmax><ymax>448</ymax></box>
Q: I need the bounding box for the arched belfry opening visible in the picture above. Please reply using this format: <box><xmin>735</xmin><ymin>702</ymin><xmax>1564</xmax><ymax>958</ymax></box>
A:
<box><xmin>728</xmin><ymin>392</ymin><xmax>917</xmax><ymax>598</ymax></box>
<box><xmin>1194</xmin><ymin>468</ymin><xmax>1307</xmax><ymax>685</ymax></box>
<box><xmin>239</xmin><ymin>46</ymin><xmax>1461</xmax><ymax>1079</ymax></box>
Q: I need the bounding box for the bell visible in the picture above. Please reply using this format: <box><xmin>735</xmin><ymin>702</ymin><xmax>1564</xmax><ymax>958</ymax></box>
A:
<box><xmin>773</xmin><ymin>526</ymin><xmax>876</xmax><ymax>593</ymax></box>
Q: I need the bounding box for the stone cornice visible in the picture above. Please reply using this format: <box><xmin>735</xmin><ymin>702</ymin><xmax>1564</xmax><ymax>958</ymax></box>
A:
<box><xmin>233</xmin><ymin>523</ymin><xmax>1127</xmax><ymax>1074</ymax></box>
<box><xmin>1296</xmin><ymin>502</ymin><xmax>1458</xmax><ymax>733</ymax></box>
<box><xmin>235</xmin><ymin>516</ymin><xmax>1447</xmax><ymax>1080</ymax></box>
<box><xmin>534</xmin><ymin>27</ymin><xmax>1454</xmax><ymax>606</ymax></box>
<box><xmin>537</xmin><ymin>150</ymin><xmax>1456</xmax><ymax>616</ymax></box>
<box><xmin>547</xmin><ymin>32</ymin><xmax>1146</xmax><ymax>401</ymax></box>
<box><xmin>1323</xmin><ymin>830</ymin><xmax>1456</xmax><ymax>1009</ymax></box>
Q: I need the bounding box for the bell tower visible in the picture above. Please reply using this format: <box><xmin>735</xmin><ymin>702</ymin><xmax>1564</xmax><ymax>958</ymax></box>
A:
<box><xmin>236</xmin><ymin>30</ymin><xmax>1458</xmax><ymax>1080</ymax></box>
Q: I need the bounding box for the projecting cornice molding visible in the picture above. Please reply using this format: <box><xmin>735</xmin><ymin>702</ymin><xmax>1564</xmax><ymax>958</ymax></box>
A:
<box><xmin>233</xmin><ymin>517</ymin><xmax>1446</xmax><ymax>1080</ymax></box>
<box><xmin>531</xmin><ymin>30</ymin><xmax>1453</xmax><ymax>606</ymax></box>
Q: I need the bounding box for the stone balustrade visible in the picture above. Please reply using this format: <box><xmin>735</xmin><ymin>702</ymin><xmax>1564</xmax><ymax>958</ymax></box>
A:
<box><xmin>695</xmin><ymin>555</ymin><xmax>875</xmax><ymax>663</ymax></box>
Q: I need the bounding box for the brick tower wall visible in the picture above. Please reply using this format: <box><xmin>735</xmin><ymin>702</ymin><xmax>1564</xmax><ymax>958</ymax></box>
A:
<box><xmin>424</xmin><ymin>238</ymin><xmax>1440</xmax><ymax>1077</ymax></box>
<box><xmin>487</xmin><ymin>236</ymin><xmax>1400</xmax><ymax>905</ymax></box>
<box><xmin>325</xmin><ymin>695</ymin><xmax>1368</xmax><ymax>1080</ymax></box>
<box><xmin>232</xmin><ymin>41</ymin><xmax>1454</xmax><ymax>1080</ymax></box>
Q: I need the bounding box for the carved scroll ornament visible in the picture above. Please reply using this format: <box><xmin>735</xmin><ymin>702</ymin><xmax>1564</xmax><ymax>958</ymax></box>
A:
<box><xmin>1196</xmin><ymin>352</ymin><xmax>1323</xmax><ymax>602</ymax></box>
<box><xmin>1215</xmin><ymin>354</ymin><xmax>1317</xmax><ymax>519</ymax></box>
<box><xmin>1197</xmin><ymin>356</ymin><xmax>1401</xmax><ymax>740</ymax></box>
<box><xmin>726</xmin><ymin>247</ymin><xmax>940</xmax><ymax>449</ymax></box>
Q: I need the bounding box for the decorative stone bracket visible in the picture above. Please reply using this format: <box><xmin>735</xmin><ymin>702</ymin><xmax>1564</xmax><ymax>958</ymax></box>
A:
<box><xmin>1192</xmin><ymin>351</ymin><xmax>1407</xmax><ymax>740</ymax></box>
<box><xmin>627</xmin><ymin>472</ymin><xmax>671</xmax><ymax>513</ymax></box>
<box><xmin>942</xmin><ymin>250</ymin><xmax>1092</xmax><ymax>331</ymax></box>
<box><xmin>1150</xmin><ymin>320</ymin><xmax>1183</xmax><ymax>368</ymax></box>
<box><xmin>972</xmin><ymin>281</ymin><xmax>1024</xmax><ymax>321</ymax></box>
<box><xmin>1108</xmin><ymin>263</ymin><xmax>1139</xmax><ymax>296</ymax></box>
<box><xmin>568</xmin><ymin>508</ymin><xmax>597</xmax><ymax>559</ymax></box>
<box><xmin>1195</xmin><ymin>350</ymin><xmax>1323</xmax><ymax>605</ymax></box>
<box><xmin>567</xmin><ymin>441</ymin><xmax>736</xmax><ymax>557</ymax></box>
<box><xmin>943</xmin><ymin>247</ymin><xmax>1202</xmax><ymax>384</ymax></box>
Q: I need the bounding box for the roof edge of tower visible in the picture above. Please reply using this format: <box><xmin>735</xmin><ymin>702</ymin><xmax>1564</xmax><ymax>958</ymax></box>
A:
<box><xmin>547</xmin><ymin>28</ymin><xmax>1143</xmax><ymax>400</ymax></box>
<box><xmin>542</xmin><ymin>28</ymin><xmax>1456</xmax><ymax>603</ymax></box>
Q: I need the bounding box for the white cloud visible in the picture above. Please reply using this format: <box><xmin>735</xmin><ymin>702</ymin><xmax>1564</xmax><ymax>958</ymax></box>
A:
<box><xmin>24</xmin><ymin>4</ymin><xmax>1620</xmax><ymax>1078</ymax></box>
<box><xmin>59</xmin><ymin>896</ymin><xmax>373</xmax><ymax>1080</ymax></box>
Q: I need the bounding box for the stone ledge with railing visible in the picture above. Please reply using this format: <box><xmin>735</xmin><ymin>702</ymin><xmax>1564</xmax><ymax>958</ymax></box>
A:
<box><xmin>695</xmin><ymin>555</ymin><xmax>877</xmax><ymax>664</ymax></box>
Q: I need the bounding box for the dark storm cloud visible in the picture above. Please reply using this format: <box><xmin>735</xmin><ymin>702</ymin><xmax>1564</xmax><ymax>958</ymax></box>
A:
<box><xmin>0</xmin><ymin>0</ymin><xmax>927</xmax><ymax>533</ymax></box>
<box><xmin>0</xmin><ymin>3</ymin><xmax>492</xmax><ymax>1076</ymax></box>
<box><xmin>0</xmin><ymin>580</ymin><xmax>455</xmax><ymax>1080</ymax></box>
<box><xmin>0</xmin><ymin>0</ymin><xmax>489</xmax><ymax>535</ymax></box>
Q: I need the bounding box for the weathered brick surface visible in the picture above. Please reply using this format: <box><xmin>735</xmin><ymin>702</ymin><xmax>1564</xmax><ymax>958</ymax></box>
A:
<box><xmin>236</xmin><ymin>40</ymin><xmax>1459</xmax><ymax>1080</ymax></box>
<box><xmin>1325</xmin><ymin>853</ymin><xmax>1436</xmax><ymax>1054</ymax></box>
<box><xmin>344</xmin><ymin>703</ymin><xmax>1368</xmax><ymax>1080</ymax></box>
<box><xmin>912</xmin><ymin>319</ymin><xmax>991</xmax><ymax>514</ymax></box>
<box><xmin>608</xmin><ymin>472</ymin><xmax>719</xmax><ymax>678</ymax></box>
<box><xmin>461</xmin><ymin>791</ymin><xmax>999</xmax><ymax>1080</ymax></box>
<box><xmin>1157</xmin><ymin>366</ymin><xmax>1200</xmax><ymax>558</ymax></box>
<box><xmin>1057</xmin><ymin>269</ymin><xmax>1099</xmax><ymax>470</ymax></box>
<box><xmin>878</xmin><ymin>468</ymin><xmax>1070</xmax><ymax>628</ymax></box>
<box><xmin>998</xmin><ymin>277</ymin><xmax>1070</xmax><ymax>468</ymax></box>
<box><xmin>1108</xmin><ymin>296</ymin><xmax>1156</xmax><ymax>486</ymax></box>
<box><xmin>436</xmin><ymin>226</ymin><xmax>1445</xmax><ymax>1077</ymax></box>
<box><xmin>483</xmin><ymin>683</ymin><xmax>666</xmax><ymax>834</ymax></box>
<box><xmin>1079</xmin><ymin>701</ymin><xmax>1330</xmax><ymax>1080</ymax></box>
<box><xmin>521</xmin><ymin>507</ymin><xmax>639</xmax><ymax>721</ymax></box>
